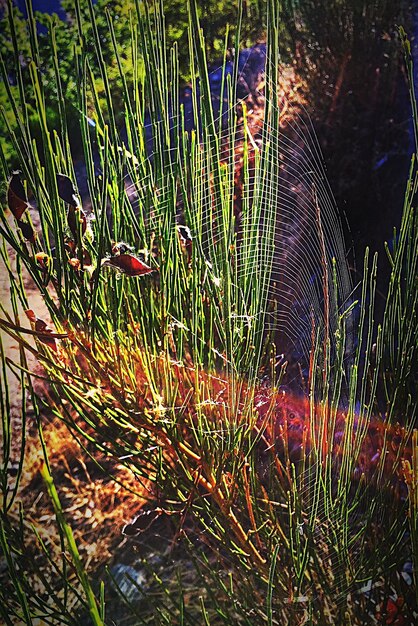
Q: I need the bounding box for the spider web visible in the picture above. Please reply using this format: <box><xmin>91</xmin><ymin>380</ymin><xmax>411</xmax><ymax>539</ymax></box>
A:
<box><xmin>117</xmin><ymin>43</ymin><xmax>405</xmax><ymax>614</ymax></box>
<box><xmin>124</xmin><ymin>44</ymin><xmax>353</xmax><ymax>380</ymax></box>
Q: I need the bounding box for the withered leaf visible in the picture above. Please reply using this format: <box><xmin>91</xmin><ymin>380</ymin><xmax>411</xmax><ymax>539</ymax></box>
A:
<box><xmin>17</xmin><ymin>219</ymin><xmax>36</xmax><ymax>242</ymax></box>
<box><xmin>25</xmin><ymin>310</ymin><xmax>57</xmax><ymax>352</ymax></box>
<box><xmin>102</xmin><ymin>253</ymin><xmax>156</xmax><ymax>277</ymax></box>
<box><xmin>82</xmin><ymin>248</ymin><xmax>92</xmax><ymax>266</ymax></box>
<box><xmin>65</xmin><ymin>240</ymin><xmax>92</xmax><ymax>271</ymax></box>
<box><xmin>8</xmin><ymin>171</ymin><xmax>28</xmax><ymax>220</ymax></box>
<box><xmin>35</xmin><ymin>252</ymin><xmax>51</xmax><ymax>270</ymax></box>
<box><xmin>56</xmin><ymin>173</ymin><xmax>80</xmax><ymax>208</ymax></box>
<box><xmin>64</xmin><ymin>239</ymin><xmax>77</xmax><ymax>255</ymax></box>
<box><xmin>68</xmin><ymin>258</ymin><xmax>81</xmax><ymax>271</ymax></box>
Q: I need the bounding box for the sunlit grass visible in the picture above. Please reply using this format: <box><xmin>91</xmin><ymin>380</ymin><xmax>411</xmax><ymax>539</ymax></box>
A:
<box><xmin>0</xmin><ymin>1</ymin><xmax>417</xmax><ymax>624</ymax></box>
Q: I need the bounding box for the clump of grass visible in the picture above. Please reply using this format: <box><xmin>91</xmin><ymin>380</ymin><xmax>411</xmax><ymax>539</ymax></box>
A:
<box><xmin>0</xmin><ymin>1</ymin><xmax>417</xmax><ymax>624</ymax></box>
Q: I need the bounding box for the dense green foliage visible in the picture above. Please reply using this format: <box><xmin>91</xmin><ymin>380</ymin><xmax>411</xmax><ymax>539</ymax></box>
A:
<box><xmin>0</xmin><ymin>0</ymin><xmax>410</xmax><ymax>166</ymax></box>
<box><xmin>0</xmin><ymin>0</ymin><xmax>268</xmax><ymax>165</ymax></box>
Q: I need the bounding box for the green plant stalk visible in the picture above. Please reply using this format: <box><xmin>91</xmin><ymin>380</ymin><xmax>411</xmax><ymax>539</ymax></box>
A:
<box><xmin>40</xmin><ymin>460</ymin><xmax>104</xmax><ymax>626</ymax></box>
<box><xmin>0</xmin><ymin>517</ymin><xmax>33</xmax><ymax>625</ymax></box>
